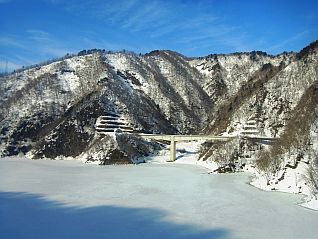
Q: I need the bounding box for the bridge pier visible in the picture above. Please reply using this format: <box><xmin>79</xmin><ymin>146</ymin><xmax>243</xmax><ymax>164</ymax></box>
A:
<box><xmin>169</xmin><ymin>136</ymin><xmax>176</xmax><ymax>162</ymax></box>
<box><xmin>136</xmin><ymin>133</ymin><xmax>278</xmax><ymax>162</ymax></box>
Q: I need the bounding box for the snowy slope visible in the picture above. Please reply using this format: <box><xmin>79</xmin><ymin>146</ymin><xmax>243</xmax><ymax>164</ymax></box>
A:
<box><xmin>199</xmin><ymin>41</ymin><xmax>318</xmax><ymax>203</ymax></box>
<box><xmin>0</xmin><ymin>49</ymin><xmax>213</xmax><ymax>161</ymax></box>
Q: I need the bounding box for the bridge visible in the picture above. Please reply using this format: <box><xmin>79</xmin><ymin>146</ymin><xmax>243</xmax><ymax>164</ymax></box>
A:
<box><xmin>137</xmin><ymin>134</ymin><xmax>278</xmax><ymax>162</ymax></box>
<box><xmin>95</xmin><ymin>114</ymin><xmax>278</xmax><ymax>162</ymax></box>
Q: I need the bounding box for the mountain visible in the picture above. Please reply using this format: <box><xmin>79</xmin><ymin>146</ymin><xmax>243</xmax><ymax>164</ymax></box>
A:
<box><xmin>0</xmin><ymin>50</ymin><xmax>213</xmax><ymax>162</ymax></box>
<box><xmin>0</xmin><ymin>40</ymin><xmax>318</xmax><ymax>196</ymax></box>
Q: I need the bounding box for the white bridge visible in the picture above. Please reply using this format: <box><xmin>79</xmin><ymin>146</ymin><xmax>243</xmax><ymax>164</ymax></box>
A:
<box><xmin>95</xmin><ymin>115</ymin><xmax>278</xmax><ymax>162</ymax></box>
<box><xmin>137</xmin><ymin>134</ymin><xmax>278</xmax><ymax>162</ymax></box>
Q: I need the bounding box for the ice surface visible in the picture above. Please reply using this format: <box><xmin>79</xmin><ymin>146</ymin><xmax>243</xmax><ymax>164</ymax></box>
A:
<box><xmin>148</xmin><ymin>141</ymin><xmax>318</xmax><ymax>210</ymax></box>
<box><xmin>1</xmin><ymin>157</ymin><xmax>318</xmax><ymax>239</ymax></box>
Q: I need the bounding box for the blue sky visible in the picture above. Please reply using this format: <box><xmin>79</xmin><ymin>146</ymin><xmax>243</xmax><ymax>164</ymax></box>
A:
<box><xmin>0</xmin><ymin>0</ymin><xmax>318</xmax><ymax>72</ymax></box>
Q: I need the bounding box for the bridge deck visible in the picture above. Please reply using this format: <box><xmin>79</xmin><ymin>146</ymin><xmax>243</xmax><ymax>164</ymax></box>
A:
<box><xmin>137</xmin><ymin>134</ymin><xmax>277</xmax><ymax>142</ymax></box>
<box><xmin>137</xmin><ymin>134</ymin><xmax>235</xmax><ymax>141</ymax></box>
<box><xmin>137</xmin><ymin>134</ymin><xmax>278</xmax><ymax>162</ymax></box>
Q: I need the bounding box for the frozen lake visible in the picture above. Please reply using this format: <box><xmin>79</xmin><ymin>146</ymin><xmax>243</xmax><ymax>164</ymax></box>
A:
<box><xmin>0</xmin><ymin>157</ymin><xmax>318</xmax><ymax>239</ymax></box>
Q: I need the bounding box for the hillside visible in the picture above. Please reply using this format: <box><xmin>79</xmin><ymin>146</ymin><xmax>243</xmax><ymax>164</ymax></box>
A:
<box><xmin>0</xmin><ymin>40</ymin><xmax>318</xmax><ymax>199</ymax></box>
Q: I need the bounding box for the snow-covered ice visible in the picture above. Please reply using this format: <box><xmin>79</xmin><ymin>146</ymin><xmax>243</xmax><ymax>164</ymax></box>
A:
<box><xmin>158</xmin><ymin>142</ymin><xmax>318</xmax><ymax>211</ymax></box>
<box><xmin>1</xmin><ymin>156</ymin><xmax>318</xmax><ymax>239</ymax></box>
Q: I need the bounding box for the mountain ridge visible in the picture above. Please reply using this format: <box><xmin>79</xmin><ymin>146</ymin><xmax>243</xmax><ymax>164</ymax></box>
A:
<box><xmin>0</xmin><ymin>39</ymin><xmax>318</xmax><ymax>198</ymax></box>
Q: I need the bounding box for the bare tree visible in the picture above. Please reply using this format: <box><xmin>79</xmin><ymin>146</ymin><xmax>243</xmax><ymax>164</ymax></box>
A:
<box><xmin>305</xmin><ymin>153</ymin><xmax>318</xmax><ymax>199</ymax></box>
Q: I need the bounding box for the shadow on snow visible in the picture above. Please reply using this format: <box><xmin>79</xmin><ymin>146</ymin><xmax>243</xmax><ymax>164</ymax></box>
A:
<box><xmin>0</xmin><ymin>191</ymin><xmax>230</xmax><ymax>239</ymax></box>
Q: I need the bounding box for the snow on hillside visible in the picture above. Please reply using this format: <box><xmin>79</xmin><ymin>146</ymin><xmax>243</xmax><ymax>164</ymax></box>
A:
<box><xmin>190</xmin><ymin>52</ymin><xmax>291</xmax><ymax>100</ymax></box>
<box><xmin>105</xmin><ymin>52</ymin><xmax>150</xmax><ymax>93</ymax></box>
